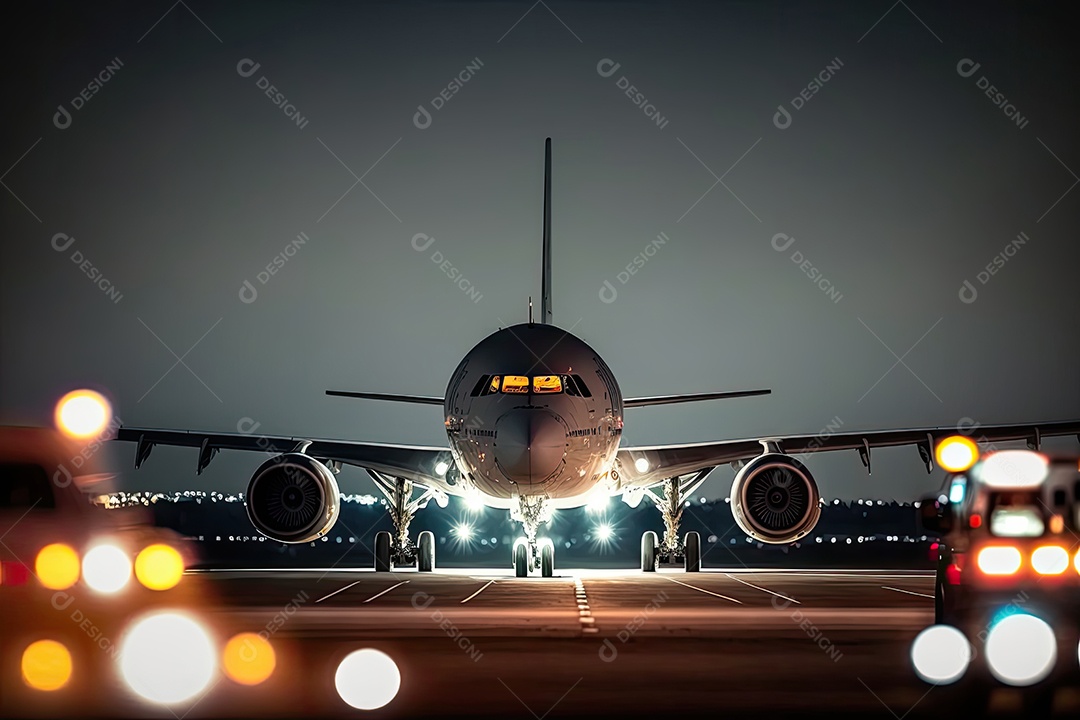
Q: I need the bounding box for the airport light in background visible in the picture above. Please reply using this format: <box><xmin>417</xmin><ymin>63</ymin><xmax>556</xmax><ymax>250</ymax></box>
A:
<box><xmin>54</xmin><ymin>388</ymin><xmax>111</xmax><ymax>440</ymax></box>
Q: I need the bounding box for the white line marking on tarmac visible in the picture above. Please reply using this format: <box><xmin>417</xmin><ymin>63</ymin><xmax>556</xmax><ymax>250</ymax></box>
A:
<box><xmin>460</xmin><ymin>580</ymin><xmax>496</xmax><ymax>604</ymax></box>
<box><xmin>363</xmin><ymin>580</ymin><xmax>410</xmax><ymax>603</ymax></box>
<box><xmin>724</xmin><ymin>573</ymin><xmax>799</xmax><ymax>604</ymax></box>
<box><xmin>880</xmin><ymin>586</ymin><xmax>934</xmax><ymax>599</ymax></box>
<box><xmin>315</xmin><ymin>579</ymin><xmax>362</xmax><ymax>603</ymax></box>
<box><xmin>664</xmin><ymin>576</ymin><xmax>742</xmax><ymax>603</ymax></box>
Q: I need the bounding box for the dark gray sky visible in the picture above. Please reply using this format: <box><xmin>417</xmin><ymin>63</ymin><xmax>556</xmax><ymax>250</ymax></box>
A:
<box><xmin>3</xmin><ymin>0</ymin><xmax>1078</xmax><ymax>500</ymax></box>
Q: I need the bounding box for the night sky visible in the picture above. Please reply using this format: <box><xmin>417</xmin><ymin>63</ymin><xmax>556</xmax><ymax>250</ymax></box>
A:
<box><xmin>3</xmin><ymin>0</ymin><xmax>1078</xmax><ymax>501</ymax></box>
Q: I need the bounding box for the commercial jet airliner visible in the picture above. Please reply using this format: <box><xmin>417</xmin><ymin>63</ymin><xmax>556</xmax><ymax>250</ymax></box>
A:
<box><xmin>118</xmin><ymin>140</ymin><xmax>1080</xmax><ymax>577</ymax></box>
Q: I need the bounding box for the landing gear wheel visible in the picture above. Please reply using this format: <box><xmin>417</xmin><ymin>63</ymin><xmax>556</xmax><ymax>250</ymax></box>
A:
<box><xmin>374</xmin><ymin>531</ymin><xmax>392</xmax><ymax>572</ymax></box>
<box><xmin>540</xmin><ymin>541</ymin><xmax>554</xmax><ymax>578</ymax></box>
<box><xmin>641</xmin><ymin>531</ymin><xmax>657</xmax><ymax>572</ymax></box>
<box><xmin>417</xmin><ymin>530</ymin><xmax>435</xmax><ymax>572</ymax></box>
<box><xmin>513</xmin><ymin>541</ymin><xmax>529</xmax><ymax>578</ymax></box>
<box><xmin>684</xmin><ymin>531</ymin><xmax>701</xmax><ymax>572</ymax></box>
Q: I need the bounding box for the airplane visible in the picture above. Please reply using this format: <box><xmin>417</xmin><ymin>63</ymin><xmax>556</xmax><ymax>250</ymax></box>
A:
<box><xmin>117</xmin><ymin>139</ymin><xmax>1080</xmax><ymax>577</ymax></box>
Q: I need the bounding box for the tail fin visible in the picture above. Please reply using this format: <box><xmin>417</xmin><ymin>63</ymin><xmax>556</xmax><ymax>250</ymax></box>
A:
<box><xmin>540</xmin><ymin>138</ymin><xmax>553</xmax><ymax>325</ymax></box>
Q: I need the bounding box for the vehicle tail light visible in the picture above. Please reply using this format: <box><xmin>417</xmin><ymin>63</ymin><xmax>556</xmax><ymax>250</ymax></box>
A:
<box><xmin>1031</xmin><ymin>545</ymin><xmax>1069</xmax><ymax>576</ymax></box>
<box><xmin>976</xmin><ymin>546</ymin><xmax>1021</xmax><ymax>576</ymax></box>
<box><xmin>1</xmin><ymin>560</ymin><xmax>31</xmax><ymax>586</ymax></box>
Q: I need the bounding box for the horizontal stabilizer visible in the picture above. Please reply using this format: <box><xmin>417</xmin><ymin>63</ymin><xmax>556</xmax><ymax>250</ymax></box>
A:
<box><xmin>624</xmin><ymin>389</ymin><xmax>771</xmax><ymax>408</ymax></box>
<box><xmin>326</xmin><ymin>390</ymin><xmax>444</xmax><ymax>406</ymax></box>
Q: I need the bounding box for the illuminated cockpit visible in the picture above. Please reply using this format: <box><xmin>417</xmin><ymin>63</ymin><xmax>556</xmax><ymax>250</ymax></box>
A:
<box><xmin>469</xmin><ymin>374</ymin><xmax>592</xmax><ymax>397</ymax></box>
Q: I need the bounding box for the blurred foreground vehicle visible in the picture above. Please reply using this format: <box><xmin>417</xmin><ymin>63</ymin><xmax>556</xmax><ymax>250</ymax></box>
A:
<box><xmin>0</xmin><ymin>391</ymin><xmax>277</xmax><ymax>717</ymax></box>
<box><xmin>912</xmin><ymin>436</ymin><xmax>1080</xmax><ymax>714</ymax></box>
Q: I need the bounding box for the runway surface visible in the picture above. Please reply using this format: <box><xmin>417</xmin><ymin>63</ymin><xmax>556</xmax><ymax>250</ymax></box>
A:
<box><xmin>8</xmin><ymin>567</ymin><xmax>1078</xmax><ymax>718</ymax></box>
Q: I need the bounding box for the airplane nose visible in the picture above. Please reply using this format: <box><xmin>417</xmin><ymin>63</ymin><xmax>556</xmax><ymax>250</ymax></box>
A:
<box><xmin>494</xmin><ymin>408</ymin><xmax>567</xmax><ymax>485</ymax></box>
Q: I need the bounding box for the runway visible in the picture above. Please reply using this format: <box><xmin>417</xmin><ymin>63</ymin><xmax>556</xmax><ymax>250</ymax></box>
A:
<box><xmin>170</xmin><ymin>567</ymin><xmax>1076</xmax><ymax>718</ymax></box>
<box><xmin>10</xmin><ymin>567</ymin><xmax>1077</xmax><ymax>718</ymax></box>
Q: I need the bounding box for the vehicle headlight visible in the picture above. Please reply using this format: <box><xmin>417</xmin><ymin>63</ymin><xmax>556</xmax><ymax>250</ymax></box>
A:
<box><xmin>82</xmin><ymin>544</ymin><xmax>131</xmax><ymax>593</ymax></box>
<box><xmin>1031</xmin><ymin>545</ymin><xmax>1069</xmax><ymax>576</ymax></box>
<box><xmin>21</xmin><ymin>640</ymin><xmax>73</xmax><ymax>691</ymax></box>
<box><xmin>119</xmin><ymin>612</ymin><xmax>216</xmax><ymax>704</ymax></box>
<box><xmin>135</xmin><ymin>544</ymin><xmax>184</xmax><ymax>591</ymax></box>
<box><xmin>35</xmin><ymin>544</ymin><xmax>80</xmax><ymax>590</ymax></box>
<box><xmin>976</xmin><ymin>546</ymin><xmax>1021</xmax><ymax>576</ymax></box>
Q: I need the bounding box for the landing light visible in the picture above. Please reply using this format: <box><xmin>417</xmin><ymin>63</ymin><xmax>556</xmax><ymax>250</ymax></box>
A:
<box><xmin>464</xmin><ymin>489</ymin><xmax>485</xmax><ymax>512</ymax></box>
<box><xmin>634</xmin><ymin>457</ymin><xmax>650</xmax><ymax>474</ymax></box>
<box><xmin>595</xmin><ymin>524</ymin><xmax>613</xmax><ymax>541</ymax></box>
<box><xmin>935</xmin><ymin>436</ymin><xmax>978</xmax><ymax>473</ymax></box>
<box><xmin>434</xmin><ymin>461</ymin><xmax>449</xmax><ymax>477</ymax></box>
<box><xmin>587</xmin><ymin>492</ymin><xmax>609</xmax><ymax>513</ymax></box>
<box><xmin>453</xmin><ymin>523</ymin><xmax>474</xmax><ymax>541</ymax></box>
<box><xmin>335</xmin><ymin>648</ymin><xmax>401</xmax><ymax>710</ymax></box>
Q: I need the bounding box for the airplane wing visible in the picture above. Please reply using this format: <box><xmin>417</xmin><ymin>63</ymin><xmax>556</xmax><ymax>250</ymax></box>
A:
<box><xmin>114</xmin><ymin>427</ymin><xmax>458</xmax><ymax>494</ymax></box>
<box><xmin>615</xmin><ymin>420</ymin><xmax>1080</xmax><ymax>489</ymax></box>
<box><xmin>623</xmin><ymin>389</ymin><xmax>771</xmax><ymax>408</ymax></box>
<box><xmin>325</xmin><ymin>390</ymin><xmax>444</xmax><ymax>405</ymax></box>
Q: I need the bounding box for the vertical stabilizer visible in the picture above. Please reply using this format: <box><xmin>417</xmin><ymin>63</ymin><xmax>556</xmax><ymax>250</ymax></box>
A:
<box><xmin>540</xmin><ymin>138</ymin><xmax>553</xmax><ymax>324</ymax></box>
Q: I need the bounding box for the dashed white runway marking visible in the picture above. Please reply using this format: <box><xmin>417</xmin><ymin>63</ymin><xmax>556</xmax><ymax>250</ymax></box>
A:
<box><xmin>664</xmin><ymin>576</ymin><xmax>743</xmax><ymax>604</ymax></box>
<box><xmin>315</xmin><ymin>579</ymin><xmax>362</xmax><ymax>603</ymax></box>
<box><xmin>724</xmin><ymin>573</ymin><xmax>800</xmax><ymax>604</ymax></box>
<box><xmin>460</xmin><ymin>579</ymin><xmax>496</xmax><ymax>604</ymax></box>
<box><xmin>363</xmin><ymin>580</ymin><xmax>410</xmax><ymax>603</ymax></box>
<box><xmin>880</xmin><ymin>586</ymin><xmax>934</xmax><ymax>599</ymax></box>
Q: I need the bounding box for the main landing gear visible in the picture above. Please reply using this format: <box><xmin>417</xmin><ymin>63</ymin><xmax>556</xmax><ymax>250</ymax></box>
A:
<box><xmin>367</xmin><ymin>471</ymin><xmax>444</xmax><ymax>572</ymax></box>
<box><xmin>639</xmin><ymin>471</ymin><xmax>710</xmax><ymax>573</ymax></box>
<box><xmin>510</xmin><ymin>495</ymin><xmax>556</xmax><ymax>577</ymax></box>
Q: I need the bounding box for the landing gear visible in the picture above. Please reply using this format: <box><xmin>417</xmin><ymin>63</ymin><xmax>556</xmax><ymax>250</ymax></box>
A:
<box><xmin>510</xmin><ymin>495</ymin><xmax>555</xmax><ymax>577</ymax></box>
<box><xmin>641</xmin><ymin>531</ymin><xmax>657</xmax><ymax>572</ymax></box>
<box><xmin>367</xmin><ymin>471</ymin><xmax>446</xmax><ymax>572</ymax></box>
<box><xmin>637</xmin><ymin>470</ymin><xmax>710</xmax><ymax>572</ymax></box>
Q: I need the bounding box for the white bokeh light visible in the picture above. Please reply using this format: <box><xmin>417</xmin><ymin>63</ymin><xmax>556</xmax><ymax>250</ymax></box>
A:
<box><xmin>910</xmin><ymin>625</ymin><xmax>971</xmax><ymax>684</ymax></box>
<box><xmin>82</xmin><ymin>544</ymin><xmax>131</xmax><ymax>594</ymax></box>
<box><xmin>335</xmin><ymin>649</ymin><xmax>401</xmax><ymax>710</ymax></box>
<box><xmin>119</xmin><ymin>613</ymin><xmax>216</xmax><ymax>704</ymax></box>
<box><xmin>985</xmin><ymin>614</ymin><xmax>1056</xmax><ymax>686</ymax></box>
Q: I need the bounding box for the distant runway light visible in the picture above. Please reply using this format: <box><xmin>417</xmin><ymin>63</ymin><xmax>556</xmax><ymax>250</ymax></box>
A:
<box><xmin>120</xmin><ymin>613</ymin><xmax>216</xmax><ymax>704</ymax></box>
<box><xmin>335</xmin><ymin>649</ymin><xmax>400</xmax><ymax>710</ymax></box>
<box><xmin>634</xmin><ymin>457</ymin><xmax>650</xmax><ymax>473</ymax></box>
<box><xmin>911</xmin><ymin>625</ymin><xmax>970</xmax><ymax>684</ymax></box>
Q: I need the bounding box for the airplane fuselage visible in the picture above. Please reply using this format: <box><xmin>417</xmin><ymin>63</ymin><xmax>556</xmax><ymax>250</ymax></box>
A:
<box><xmin>443</xmin><ymin>323</ymin><xmax>623</xmax><ymax>506</ymax></box>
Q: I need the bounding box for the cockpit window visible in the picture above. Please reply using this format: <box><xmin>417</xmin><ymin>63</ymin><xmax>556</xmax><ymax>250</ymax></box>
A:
<box><xmin>501</xmin><ymin>375</ymin><xmax>529</xmax><ymax>393</ymax></box>
<box><xmin>533</xmin><ymin>375</ymin><xmax>562</xmax><ymax>394</ymax></box>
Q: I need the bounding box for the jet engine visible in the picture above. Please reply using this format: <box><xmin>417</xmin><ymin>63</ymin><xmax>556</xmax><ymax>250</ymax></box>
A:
<box><xmin>729</xmin><ymin>453</ymin><xmax>821</xmax><ymax>544</ymax></box>
<box><xmin>245</xmin><ymin>453</ymin><xmax>340</xmax><ymax>543</ymax></box>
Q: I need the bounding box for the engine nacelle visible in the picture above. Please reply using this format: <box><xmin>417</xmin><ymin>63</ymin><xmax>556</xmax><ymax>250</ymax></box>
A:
<box><xmin>245</xmin><ymin>453</ymin><xmax>340</xmax><ymax>543</ymax></box>
<box><xmin>729</xmin><ymin>453</ymin><xmax>821</xmax><ymax>544</ymax></box>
